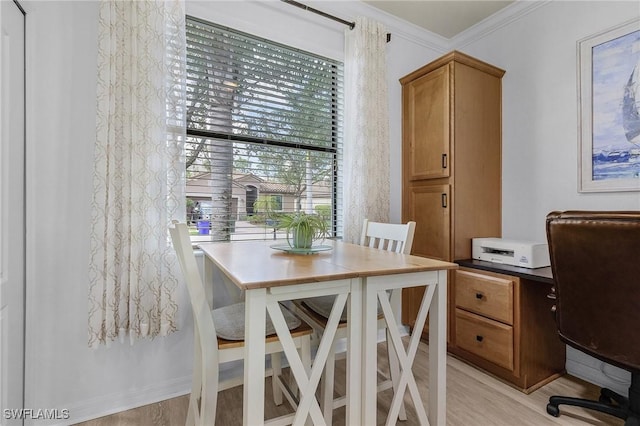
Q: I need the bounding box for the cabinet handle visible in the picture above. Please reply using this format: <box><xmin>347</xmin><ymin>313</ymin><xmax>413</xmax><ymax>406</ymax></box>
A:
<box><xmin>441</xmin><ymin>193</ymin><xmax>447</xmax><ymax>208</ymax></box>
<box><xmin>442</xmin><ymin>153</ymin><xmax>448</xmax><ymax>169</ymax></box>
<box><xmin>475</xmin><ymin>292</ymin><xmax>483</xmax><ymax>300</ymax></box>
<box><xmin>476</xmin><ymin>335</ymin><xmax>484</xmax><ymax>342</ymax></box>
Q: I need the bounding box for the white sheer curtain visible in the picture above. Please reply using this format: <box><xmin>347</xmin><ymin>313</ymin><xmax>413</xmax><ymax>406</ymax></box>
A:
<box><xmin>88</xmin><ymin>0</ymin><xmax>186</xmax><ymax>347</ymax></box>
<box><xmin>343</xmin><ymin>17</ymin><xmax>390</xmax><ymax>243</ymax></box>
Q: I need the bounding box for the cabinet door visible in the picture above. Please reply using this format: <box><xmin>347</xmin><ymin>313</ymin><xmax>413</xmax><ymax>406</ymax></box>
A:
<box><xmin>402</xmin><ymin>184</ymin><xmax>450</xmax><ymax>333</ymax></box>
<box><xmin>406</xmin><ymin>184</ymin><xmax>451</xmax><ymax>261</ymax></box>
<box><xmin>404</xmin><ymin>64</ymin><xmax>450</xmax><ymax>180</ymax></box>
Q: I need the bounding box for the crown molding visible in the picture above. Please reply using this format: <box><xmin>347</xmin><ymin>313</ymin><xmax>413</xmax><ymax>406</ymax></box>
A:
<box><xmin>279</xmin><ymin>0</ymin><xmax>552</xmax><ymax>55</ymax></box>
<box><xmin>451</xmin><ymin>0</ymin><xmax>552</xmax><ymax>50</ymax></box>
<box><xmin>309</xmin><ymin>0</ymin><xmax>450</xmax><ymax>53</ymax></box>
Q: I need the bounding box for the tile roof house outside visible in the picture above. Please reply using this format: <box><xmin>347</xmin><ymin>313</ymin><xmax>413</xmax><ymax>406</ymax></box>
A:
<box><xmin>187</xmin><ymin>172</ymin><xmax>332</xmax><ymax>220</ymax></box>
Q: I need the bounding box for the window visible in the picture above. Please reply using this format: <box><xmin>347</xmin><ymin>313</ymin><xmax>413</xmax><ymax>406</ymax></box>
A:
<box><xmin>185</xmin><ymin>16</ymin><xmax>343</xmax><ymax>242</ymax></box>
<box><xmin>268</xmin><ymin>195</ymin><xmax>283</xmax><ymax>212</ymax></box>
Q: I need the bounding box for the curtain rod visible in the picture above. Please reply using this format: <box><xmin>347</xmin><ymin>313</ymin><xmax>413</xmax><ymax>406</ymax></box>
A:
<box><xmin>280</xmin><ymin>0</ymin><xmax>391</xmax><ymax>42</ymax></box>
<box><xmin>281</xmin><ymin>0</ymin><xmax>355</xmax><ymax>29</ymax></box>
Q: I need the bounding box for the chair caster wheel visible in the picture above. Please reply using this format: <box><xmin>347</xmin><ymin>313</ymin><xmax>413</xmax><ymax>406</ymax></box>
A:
<box><xmin>546</xmin><ymin>404</ymin><xmax>560</xmax><ymax>417</ymax></box>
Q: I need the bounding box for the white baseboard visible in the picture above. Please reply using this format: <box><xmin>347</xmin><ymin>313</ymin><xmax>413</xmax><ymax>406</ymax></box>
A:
<box><xmin>52</xmin><ymin>376</ymin><xmax>192</xmax><ymax>426</ymax></box>
<box><xmin>565</xmin><ymin>347</ymin><xmax>631</xmax><ymax>397</ymax></box>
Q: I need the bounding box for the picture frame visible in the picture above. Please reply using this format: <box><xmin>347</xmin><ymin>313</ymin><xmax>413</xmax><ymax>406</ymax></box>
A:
<box><xmin>578</xmin><ymin>19</ymin><xmax>640</xmax><ymax>192</ymax></box>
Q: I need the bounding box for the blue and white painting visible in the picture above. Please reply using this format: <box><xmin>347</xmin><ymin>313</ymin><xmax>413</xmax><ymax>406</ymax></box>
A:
<box><xmin>592</xmin><ymin>29</ymin><xmax>640</xmax><ymax>181</ymax></box>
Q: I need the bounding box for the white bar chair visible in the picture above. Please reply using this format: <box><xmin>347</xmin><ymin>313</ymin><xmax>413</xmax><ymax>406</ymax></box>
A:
<box><xmin>293</xmin><ymin>219</ymin><xmax>416</xmax><ymax>425</ymax></box>
<box><xmin>169</xmin><ymin>221</ymin><xmax>314</xmax><ymax>426</ymax></box>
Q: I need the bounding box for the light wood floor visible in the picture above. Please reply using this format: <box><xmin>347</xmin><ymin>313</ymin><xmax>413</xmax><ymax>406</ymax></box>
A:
<box><xmin>75</xmin><ymin>339</ymin><xmax>624</xmax><ymax>426</ymax></box>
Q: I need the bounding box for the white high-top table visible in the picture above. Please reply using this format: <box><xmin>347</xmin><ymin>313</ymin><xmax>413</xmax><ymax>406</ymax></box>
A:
<box><xmin>198</xmin><ymin>239</ymin><xmax>457</xmax><ymax>426</ymax></box>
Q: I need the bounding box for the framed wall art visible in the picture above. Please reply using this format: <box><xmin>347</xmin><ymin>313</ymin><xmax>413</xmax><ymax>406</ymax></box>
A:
<box><xmin>578</xmin><ymin>19</ymin><xmax>640</xmax><ymax>192</ymax></box>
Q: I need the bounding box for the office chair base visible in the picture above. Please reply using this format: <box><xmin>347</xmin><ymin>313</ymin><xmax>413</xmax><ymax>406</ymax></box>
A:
<box><xmin>546</xmin><ymin>395</ymin><xmax>626</xmax><ymax>418</ymax></box>
<box><xmin>547</xmin><ymin>386</ymin><xmax>640</xmax><ymax>426</ymax></box>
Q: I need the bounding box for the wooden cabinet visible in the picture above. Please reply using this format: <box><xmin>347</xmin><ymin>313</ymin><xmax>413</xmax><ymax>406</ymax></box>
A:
<box><xmin>400</xmin><ymin>52</ymin><xmax>564</xmax><ymax>393</ymax></box>
<box><xmin>400</xmin><ymin>51</ymin><xmax>504</xmax><ymax>337</ymax></box>
<box><xmin>450</xmin><ymin>266</ymin><xmax>566</xmax><ymax>393</ymax></box>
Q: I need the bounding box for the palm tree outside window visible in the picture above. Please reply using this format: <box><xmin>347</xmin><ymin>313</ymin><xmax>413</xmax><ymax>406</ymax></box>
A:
<box><xmin>185</xmin><ymin>16</ymin><xmax>344</xmax><ymax>242</ymax></box>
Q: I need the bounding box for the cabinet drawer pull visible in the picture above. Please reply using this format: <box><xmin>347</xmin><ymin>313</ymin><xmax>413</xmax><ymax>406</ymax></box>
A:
<box><xmin>476</xmin><ymin>335</ymin><xmax>484</xmax><ymax>342</ymax></box>
<box><xmin>442</xmin><ymin>153</ymin><xmax>448</xmax><ymax>169</ymax></box>
<box><xmin>475</xmin><ymin>292</ymin><xmax>483</xmax><ymax>300</ymax></box>
<box><xmin>441</xmin><ymin>193</ymin><xmax>447</xmax><ymax>208</ymax></box>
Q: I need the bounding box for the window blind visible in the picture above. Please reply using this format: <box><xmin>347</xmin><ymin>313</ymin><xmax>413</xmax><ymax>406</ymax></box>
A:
<box><xmin>185</xmin><ymin>16</ymin><xmax>344</xmax><ymax>242</ymax></box>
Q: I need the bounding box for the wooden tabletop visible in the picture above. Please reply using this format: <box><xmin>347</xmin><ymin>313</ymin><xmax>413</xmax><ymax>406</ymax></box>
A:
<box><xmin>198</xmin><ymin>240</ymin><xmax>458</xmax><ymax>290</ymax></box>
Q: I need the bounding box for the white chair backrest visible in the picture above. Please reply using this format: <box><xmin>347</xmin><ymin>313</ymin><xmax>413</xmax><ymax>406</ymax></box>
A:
<box><xmin>169</xmin><ymin>221</ymin><xmax>218</xmax><ymax>345</ymax></box>
<box><xmin>360</xmin><ymin>219</ymin><xmax>416</xmax><ymax>254</ymax></box>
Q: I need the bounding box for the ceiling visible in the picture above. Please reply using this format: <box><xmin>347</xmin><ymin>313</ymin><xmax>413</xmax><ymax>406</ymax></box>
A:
<box><xmin>363</xmin><ymin>0</ymin><xmax>515</xmax><ymax>39</ymax></box>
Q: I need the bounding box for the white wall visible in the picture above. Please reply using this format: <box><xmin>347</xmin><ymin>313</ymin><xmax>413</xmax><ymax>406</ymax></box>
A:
<box><xmin>456</xmin><ymin>1</ymin><xmax>640</xmax><ymax>242</ymax></box>
<box><xmin>456</xmin><ymin>0</ymin><xmax>639</xmax><ymax>395</ymax></box>
<box><xmin>23</xmin><ymin>1</ymin><xmax>442</xmax><ymax>423</ymax></box>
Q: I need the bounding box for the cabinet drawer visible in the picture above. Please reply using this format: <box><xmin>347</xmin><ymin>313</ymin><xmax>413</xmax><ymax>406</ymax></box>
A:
<box><xmin>455</xmin><ymin>308</ymin><xmax>514</xmax><ymax>371</ymax></box>
<box><xmin>455</xmin><ymin>269</ymin><xmax>513</xmax><ymax>324</ymax></box>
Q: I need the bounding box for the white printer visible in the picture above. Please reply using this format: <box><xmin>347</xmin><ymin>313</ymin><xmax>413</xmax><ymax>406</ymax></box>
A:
<box><xmin>471</xmin><ymin>238</ymin><xmax>550</xmax><ymax>269</ymax></box>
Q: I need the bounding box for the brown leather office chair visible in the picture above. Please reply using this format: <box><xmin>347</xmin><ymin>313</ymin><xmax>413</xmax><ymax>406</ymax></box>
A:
<box><xmin>545</xmin><ymin>211</ymin><xmax>640</xmax><ymax>425</ymax></box>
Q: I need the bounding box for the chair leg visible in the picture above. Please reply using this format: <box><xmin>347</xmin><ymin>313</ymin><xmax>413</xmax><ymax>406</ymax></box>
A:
<box><xmin>287</xmin><ymin>336</ymin><xmax>313</xmax><ymax>402</ymax></box>
<box><xmin>200</xmin><ymin>361</ymin><xmax>219</xmax><ymax>426</ymax></box>
<box><xmin>186</xmin><ymin>362</ymin><xmax>199</xmax><ymax>426</ymax></box>
<box><xmin>272</xmin><ymin>352</ymin><xmax>283</xmax><ymax>406</ymax></box>
<box><xmin>301</xmin><ymin>335</ymin><xmax>312</xmax><ymax>376</ymax></box>
<box><xmin>186</xmin><ymin>389</ymin><xmax>198</xmax><ymax>426</ymax></box>
<box><xmin>289</xmin><ymin>369</ymin><xmax>299</xmax><ymax>399</ymax></box>
<box><xmin>301</xmin><ymin>336</ymin><xmax>313</xmax><ymax>426</ymax></box>
<box><xmin>321</xmin><ymin>338</ymin><xmax>336</xmax><ymax>426</ymax></box>
<box><xmin>187</xmin><ymin>332</ymin><xmax>204</xmax><ymax>426</ymax></box>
